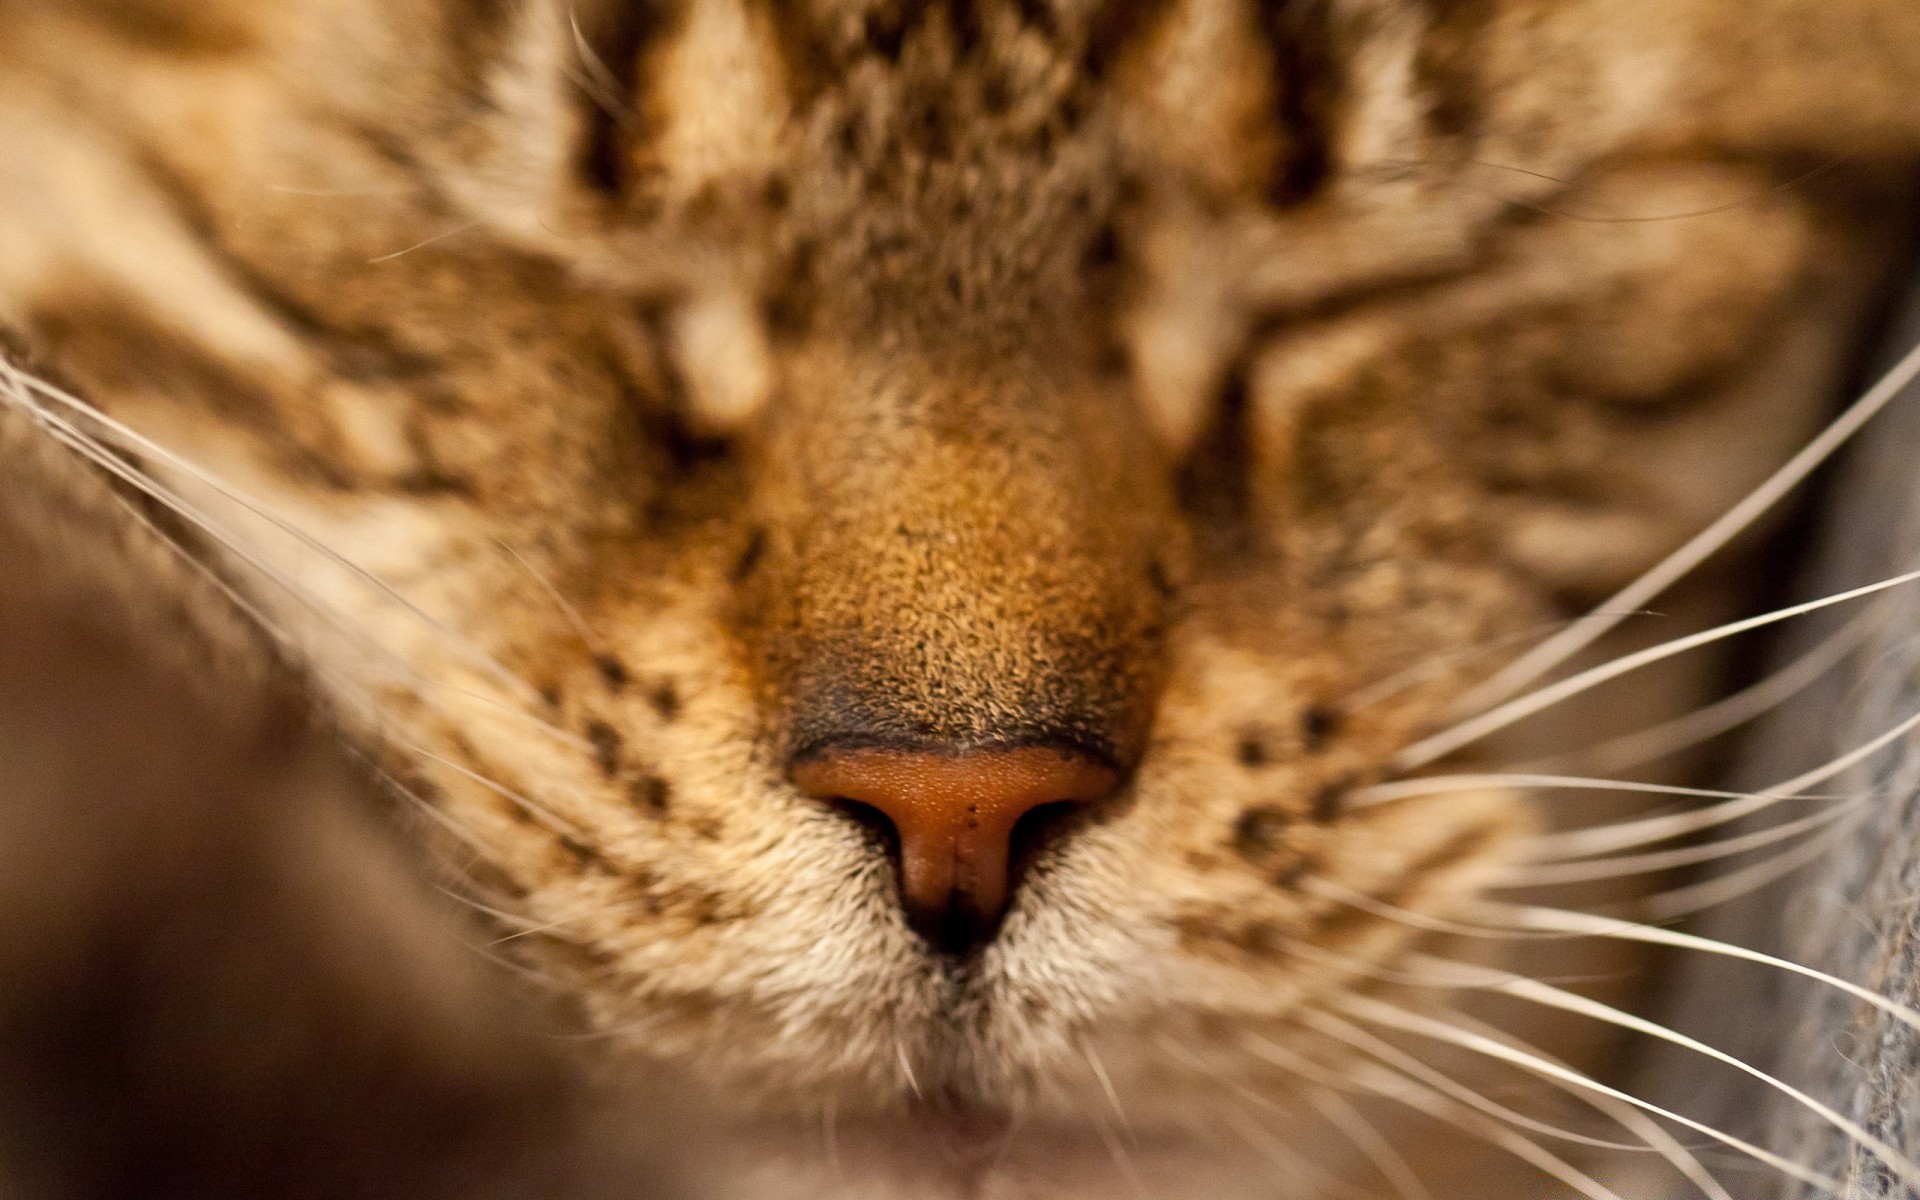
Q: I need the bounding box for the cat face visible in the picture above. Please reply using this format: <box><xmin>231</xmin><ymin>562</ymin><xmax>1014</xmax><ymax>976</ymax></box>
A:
<box><xmin>2</xmin><ymin>0</ymin><xmax>1916</xmax><ymax>1190</ymax></box>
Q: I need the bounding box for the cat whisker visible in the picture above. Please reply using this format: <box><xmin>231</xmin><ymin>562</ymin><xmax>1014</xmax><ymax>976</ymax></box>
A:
<box><xmin>1209</xmin><ymin>1098</ymin><xmax>1373</xmax><ymax>1200</ymax></box>
<box><xmin>27</xmin><ymin>398</ymin><xmax>592</xmax><ymax>798</ymax></box>
<box><xmin>1354</xmin><ymin>773</ymin><xmax>1851</xmax><ymax>814</ymax></box>
<box><xmin>1440</xmin><ymin>1009</ymin><xmax>1735</xmax><ymax>1200</ymax></box>
<box><xmin>894</xmin><ymin>1041</ymin><xmax>923</xmax><ymax>1101</ymax></box>
<box><xmin>565</xmin><ymin>7</ymin><xmax>636</xmax><ymax>126</ymax></box>
<box><xmin>367</xmin><ymin>221</ymin><xmax>483</xmax><ymax>264</ymax></box>
<box><xmin>1491</xmin><ymin>801</ymin><xmax>1861</xmax><ymax>886</ymax></box>
<box><xmin>1152</xmin><ymin>1030</ymin><xmax>1386</xmax><ymax>1200</ymax></box>
<box><xmin>1273</xmin><ymin>936</ymin><xmax>1854</xmax><ymax>1191</ymax></box>
<box><xmin>1398</xmin><ymin>562</ymin><xmax>1920</xmax><ymax>771</ymax></box>
<box><xmin>1472</xmin><ymin>903</ymin><xmax>1920</xmax><ymax>1037</ymax></box>
<box><xmin>1301</xmin><ymin>876</ymin><xmax>1573</xmax><ymax>942</ymax></box>
<box><xmin>495</xmin><ymin>536</ymin><xmax>610</xmax><ymax>657</ymax></box>
<box><xmin>435</xmin><ymin>887</ymin><xmax>581</xmax><ymax>945</ymax></box>
<box><xmin>1341</xmin><ymin>613</ymin><xmax>1654</xmax><ymax>714</ymax></box>
<box><xmin>2</xmin><ymin>361</ymin><xmax>547</xmax><ymax>707</ymax></box>
<box><xmin>1086</xmin><ymin>1103</ymin><xmax>1152</xmax><ymax>1200</ymax></box>
<box><xmin>1376</xmin><ymin>684</ymin><xmax>1920</xmax><ymax>859</ymax></box>
<box><xmin>1298</xmin><ymin>1007</ymin><xmax>1663</xmax><ymax>1156</ymax></box>
<box><xmin>1400</xmin><ymin>951</ymin><xmax>1920</xmax><ymax>1191</ymax></box>
<box><xmin>1643</xmin><ymin>810</ymin><xmax>1867</xmax><ymax>921</ymax></box>
<box><xmin>403</xmin><ymin>741</ymin><xmax>584</xmax><ymax>838</ymax></box>
<box><xmin>346</xmin><ymin>745</ymin><xmax>499</xmax><ymax>857</ymax></box>
<box><xmin>4</xmin><ymin>363</ymin><xmax>599</xmax><ymax>761</ymax></box>
<box><xmin>7</xmin><ymin>388</ymin><xmax>433</xmax><ymax>694</ymax></box>
<box><xmin>1243</xmin><ymin>1024</ymin><xmax>1631</xmax><ymax>1200</ymax></box>
<box><xmin>1513</xmin><ymin>602</ymin><xmax>1886</xmax><ymax>775</ymax></box>
<box><xmin>1546</xmin><ymin>686</ymin><xmax>1920</xmax><ymax>859</ymax></box>
<box><xmin>1438</xmin><ymin>333</ymin><xmax>1920</xmax><ymax>725</ymax></box>
<box><xmin>1334</xmin><ymin>992</ymin><xmax>1837</xmax><ymax>1193</ymax></box>
<box><xmin>1080</xmin><ymin>1042</ymin><xmax>1139</xmax><ymax>1149</ymax></box>
<box><xmin>1306</xmin><ymin>1086</ymin><xmax>1436</xmax><ymax>1200</ymax></box>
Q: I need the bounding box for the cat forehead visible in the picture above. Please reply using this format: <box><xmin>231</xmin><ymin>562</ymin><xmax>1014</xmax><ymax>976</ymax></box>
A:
<box><xmin>630</xmin><ymin>0</ymin><xmax>1296</xmax><ymax>200</ymax></box>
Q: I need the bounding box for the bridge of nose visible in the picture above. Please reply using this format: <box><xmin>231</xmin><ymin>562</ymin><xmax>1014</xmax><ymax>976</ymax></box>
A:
<box><xmin>790</xmin><ymin>747</ymin><xmax>1119</xmax><ymax>939</ymax></box>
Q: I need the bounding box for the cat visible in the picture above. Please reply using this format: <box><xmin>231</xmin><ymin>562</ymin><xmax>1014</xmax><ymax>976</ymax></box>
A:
<box><xmin>2</xmin><ymin>0</ymin><xmax>1919</xmax><ymax>1196</ymax></box>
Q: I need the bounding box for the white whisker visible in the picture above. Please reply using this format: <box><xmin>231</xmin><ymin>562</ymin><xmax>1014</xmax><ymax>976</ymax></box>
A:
<box><xmin>1344</xmin><ymin>614</ymin><xmax>1652</xmax><ymax>713</ymax></box>
<box><xmin>496</xmin><ymin>536</ymin><xmax>609</xmax><ymax>656</ymax></box>
<box><xmin>5</xmin><ymin>363</ymin><xmax>603</xmax><ymax>765</ymax></box>
<box><xmin>1335</xmin><ymin>992</ymin><xmax>1838</xmax><ymax>1192</ymax></box>
<box><xmin>1397</xmin><ymin>564</ymin><xmax>1920</xmax><ymax>770</ymax></box>
<box><xmin>367</xmin><ymin>220</ymin><xmax>482</xmax><ymax>263</ymax></box>
<box><xmin>1404</xmin><ymin>951</ymin><xmax>1920</xmax><ymax>1191</ymax></box>
<box><xmin>1081</xmin><ymin>1042</ymin><xmax>1138</xmax><ymax>1149</ymax></box>
<box><xmin>1515</xmin><ymin>603</ymin><xmax>1884</xmax><ymax>775</ymax></box>
<box><xmin>1307</xmin><ymin>1086</ymin><xmax>1435</xmax><ymax>1200</ymax></box>
<box><xmin>1443</xmin><ymin>1010</ymin><xmax>1734</xmax><ymax>1200</ymax></box>
<box><xmin>1474</xmin><ymin>903</ymin><xmax>1920</xmax><ymax>1036</ymax></box>
<box><xmin>404</xmin><ymin>741</ymin><xmax>583</xmax><ymax>837</ymax></box>
<box><xmin>1355</xmin><ymin>772</ymin><xmax>1848</xmax><ymax>812</ymax></box>
<box><xmin>1302</xmin><ymin>876</ymin><xmax>1570</xmax><ymax>941</ymax></box>
<box><xmin>1245</xmin><ymin>1025</ymin><xmax>1629</xmax><ymax>1200</ymax></box>
<box><xmin>1</xmin><ymin>360</ymin><xmax>545</xmax><ymax>706</ymax></box>
<box><xmin>566</xmin><ymin>7</ymin><xmax>635</xmax><ymax>123</ymax></box>
<box><xmin>1492</xmin><ymin>800</ymin><xmax>1859</xmax><ymax>886</ymax></box>
<box><xmin>1298</xmin><ymin>1007</ymin><xmax>1661</xmax><ymax>1155</ymax></box>
<box><xmin>1448</xmin><ymin>334</ymin><xmax>1920</xmax><ymax>718</ymax></box>
<box><xmin>1211</xmin><ymin>1101</ymin><xmax>1373</xmax><ymax>1200</ymax></box>
<box><xmin>1380</xmin><ymin>690</ymin><xmax>1920</xmax><ymax>868</ymax></box>
<box><xmin>895</xmin><ymin>1042</ymin><xmax>923</xmax><ymax>1101</ymax></box>
<box><xmin>1644</xmin><ymin>810</ymin><xmax>1866</xmax><ymax>920</ymax></box>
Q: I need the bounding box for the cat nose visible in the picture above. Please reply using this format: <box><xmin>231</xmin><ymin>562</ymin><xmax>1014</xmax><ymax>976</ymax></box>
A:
<box><xmin>789</xmin><ymin>746</ymin><xmax>1120</xmax><ymax>953</ymax></box>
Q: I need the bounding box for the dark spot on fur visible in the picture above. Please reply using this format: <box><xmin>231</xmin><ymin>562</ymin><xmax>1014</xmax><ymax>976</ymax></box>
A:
<box><xmin>1236</xmin><ymin>732</ymin><xmax>1270</xmax><ymax>769</ymax></box>
<box><xmin>1232</xmin><ymin>806</ymin><xmax>1289</xmax><ymax>859</ymax></box>
<box><xmin>1083</xmin><ymin>222</ymin><xmax>1121</xmax><ymax>272</ymax></box>
<box><xmin>689</xmin><ymin>816</ymin><xmax>724</xmax><ymax>841</ymax></box>
<box><xmin>596</xmin><ymin>654</ymin><xmax>629</xmax><ymax>692</ymax></box>
<box><xmin>1416</xmin><ymin>0</ymin><xmax>1495</xmax><ymax>142</ymax></box>
<box><xmin>648</xmin><ymin>681</ymin><xmax>681</xmax><ymax>722</ymax></box>
<box><xmin>539</xmin><ymin>684</ymin><xmax>561</xmax><ymax>710</ymax></box>
<box><xmin>1265</xmin><ymin>3</ymin><xmax>1340</xmax><ymax>205</ymax></box>
<box><xmin>732</xmin><ymin>527</ymin><xmax>767</xmax><ymax>583</ymax></box>
<box><xmin>861</xmin><ymin>4</ymin><xmax>914</xmax><ymax>59</ymax></box>
<box><xmin>1230</xmin><ymin>921</ymin><xmax>1281</xmax><ymax>956</ymax></box>
<box><xmin>1273</xmin><ymin>856</ymin><xmax>1311</xmax><ymax>889</ymax></box>
<box><xmin>558</xmin><ymin>834</ymin><xmax>615</xmax><ymax>874</ymax></box>
<box><xmin>1184</xmin><ymin>849</ymin><xmax>1221</xmax><ymax>872</ymax></box>
<box><xmin>1177</xmin><ymin>365</ymin><xmax>1255</xmax><ymax>553</ymax></box>
<box><xmin>631</xmin><ymin>774</ymin><xmax>672</xmax><ymax>814</ymax></box>
<box><xmin>1300</xmin><ymin>705</ymin><xmax>1341</xmax><ymax>752</ymax></box>
<box><xmin>1147</xmin><ymin>557</ymin><xmax>1177</xmax><ymax>599</ymax></box>
<box><xmin>584</xmin><ymin>719</ymin><xmax>623</xmax><ymax>778</ymax></box>
<box><xmin>394</xmin><ymin>469</ymin><xmax>476</xmax><ymax>497</ymax></box>
<box><xmin>1312</xmin><ymin>774</ymin><xmax>1356</xmax><ymax>823</ymax></box>
<box><xmin>77</xmin><ymin>0</ymin><xmax>257</xmax><ymax>54</ymax></box>
<box><xmin>389</xmin><ymin>773</ymin><xmax>446</xmax><ymax>809</ymax></box>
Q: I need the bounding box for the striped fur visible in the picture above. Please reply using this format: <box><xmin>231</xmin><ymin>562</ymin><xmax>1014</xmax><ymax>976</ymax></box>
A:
<box><xmin>1</xmin><ymin>1</ymin><xmax>1919</xmax><ymax>1195</ymax></box>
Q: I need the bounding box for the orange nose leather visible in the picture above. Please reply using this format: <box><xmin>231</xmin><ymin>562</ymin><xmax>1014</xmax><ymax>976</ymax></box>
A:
<box><xmin>790</xmin><ymin>747</ymin><xmax>1119</xmax><ymax>945</ymax></box>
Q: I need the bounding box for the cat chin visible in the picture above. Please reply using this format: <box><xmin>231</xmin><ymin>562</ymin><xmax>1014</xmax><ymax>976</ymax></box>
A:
<box><xmin>663</xmin><ymin>1109</ymin><xmax>1279</xmax><ymax>1200</ymax></box>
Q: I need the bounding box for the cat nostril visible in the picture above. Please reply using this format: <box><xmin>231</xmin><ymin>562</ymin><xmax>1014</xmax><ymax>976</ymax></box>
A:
<box><xmin>790</xmin><ymin>746</ymin><xmax>1120</xmax><ymax>954</ymax></box>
